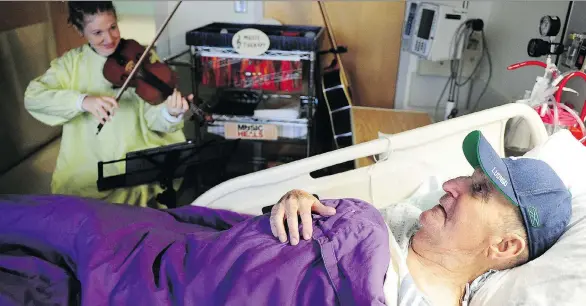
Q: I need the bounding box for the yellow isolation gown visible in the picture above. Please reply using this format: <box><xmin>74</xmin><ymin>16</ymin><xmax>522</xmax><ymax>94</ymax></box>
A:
<box><xmin>24</xmin><ymin>43</ymin><xmax>186</xmax><ymax>208</ymax></box>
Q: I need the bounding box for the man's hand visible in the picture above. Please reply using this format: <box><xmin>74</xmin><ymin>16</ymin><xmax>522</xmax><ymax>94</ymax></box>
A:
<box><xmin>270</xmin><ymin>189</ymin><xmax>336</xmax><ymax>245</ymax></box>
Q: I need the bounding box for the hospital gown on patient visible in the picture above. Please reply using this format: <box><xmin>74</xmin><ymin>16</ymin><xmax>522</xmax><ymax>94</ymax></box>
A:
<box><xmin>24</xmin><ymin>44</ymin><xmax>186</xmax><ymax>207</ymax></box>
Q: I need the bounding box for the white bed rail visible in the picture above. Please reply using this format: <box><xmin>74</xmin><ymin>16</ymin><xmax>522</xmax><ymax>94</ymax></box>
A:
<box><xmin>191</xmin><ymin>103</ymin><xmax>548</xmax><ymax>215</ymax></box>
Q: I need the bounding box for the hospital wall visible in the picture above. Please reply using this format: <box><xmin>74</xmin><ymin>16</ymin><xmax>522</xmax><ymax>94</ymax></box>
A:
<box><xmin>152</xmin><ymin>1</ymin><xmax>264</xmax><ymax>59</ymax></box>
<box><xmin>114</xmin><ymin>1</ymin><xmax>157</xmax><ymax>47</ymax></box>
<box><xmin>0</xmin><ymin>1</ymin><xmax>88</xmax><ymax>194</ymax></box>
<box><xmin>113</xmin><ymin>0</ymin><xmax>264</xmax><ymax>58</ymax></box>
<box><xmin>0</xmin><ymin>2</ymin><xmax>62</xmax><ymax>176</ymax></box>
<box><xmin>394</xmin><ymin>1</ymin><xmax>571</xmax><ymax>121</ymax></box>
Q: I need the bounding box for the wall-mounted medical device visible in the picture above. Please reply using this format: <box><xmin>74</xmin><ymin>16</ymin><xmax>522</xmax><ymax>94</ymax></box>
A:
<box><xmin>402</xmin><ymin>2</ymin><xmax>468</xmax><ymax>62</ymax></box>
<box><xmin>527</xmin><ymin>16</ymin><xmax>564</xmax><ymax>58</ymax></box>
<box><xmin>564</xmin><ymin>33</ymin><xmax>586</xmax><ymax>70</ymax></box>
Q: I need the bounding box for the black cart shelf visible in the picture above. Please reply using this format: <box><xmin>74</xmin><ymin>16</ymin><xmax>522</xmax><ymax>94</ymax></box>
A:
<box><xmin>185</xmin><ymin>22</ymin><xmax>324</xmax><ymax>161</ymax></box>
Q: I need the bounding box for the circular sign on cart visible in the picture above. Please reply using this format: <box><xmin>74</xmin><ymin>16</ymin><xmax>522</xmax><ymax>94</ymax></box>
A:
<box><xmin>232</xmin><ymin>28</ymin><xmax>270</xmax><ymax>56</ymax></box>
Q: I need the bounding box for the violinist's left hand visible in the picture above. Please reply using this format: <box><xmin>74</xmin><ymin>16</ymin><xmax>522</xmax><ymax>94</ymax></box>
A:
<box><xmin>165</xmin><ymin>89</ymin><xmax>190</xmax><ymax>117</ymax></box>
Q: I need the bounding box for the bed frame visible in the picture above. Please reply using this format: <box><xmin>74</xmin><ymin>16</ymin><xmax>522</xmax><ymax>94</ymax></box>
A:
<box><xmin>191</xmin><ymin>103</ymin><xmax>548</xmax><ymax>215</ymax></box>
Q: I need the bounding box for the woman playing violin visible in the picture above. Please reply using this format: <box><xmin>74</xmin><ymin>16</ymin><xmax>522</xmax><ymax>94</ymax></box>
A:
<box><xmin>24</xmin><ymin>1</ymin><xmax>189</xmax><ymax>208</ymax></box>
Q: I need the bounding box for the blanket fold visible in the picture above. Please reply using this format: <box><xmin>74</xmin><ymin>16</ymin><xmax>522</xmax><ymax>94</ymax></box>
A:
<box><xmin>0</xmin><ymin>195</ymin><xmax>390</xmax><ymax>306</ymax></box>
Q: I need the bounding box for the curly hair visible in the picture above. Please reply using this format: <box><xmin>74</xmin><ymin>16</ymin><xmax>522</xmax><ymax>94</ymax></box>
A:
<box><xmin>67</xmin><ymin>1</ymin><xmax>117</xmax><ymax>32</ymax></box>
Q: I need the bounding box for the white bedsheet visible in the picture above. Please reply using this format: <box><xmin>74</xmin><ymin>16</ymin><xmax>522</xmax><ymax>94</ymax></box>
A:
<box><xmin>383</xmin><ymin>223</ymin><xmax>407</xmax><ymax>306</ymax></box>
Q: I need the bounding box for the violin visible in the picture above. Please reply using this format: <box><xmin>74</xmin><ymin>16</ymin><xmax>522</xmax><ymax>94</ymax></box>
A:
<box><xmin>97</xmin><ymin>1</ymin><xmax>188</xmax><ymax>135</ymax></box>
<box><xmin>103</xmin><ymin>38</ymin><xmax>177</xmax><ymax>105</ymax></box>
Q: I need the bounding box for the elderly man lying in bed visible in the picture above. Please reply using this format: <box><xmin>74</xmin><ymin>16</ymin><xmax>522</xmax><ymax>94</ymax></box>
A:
<box><xmin>0</xmin><ymin>131</ymin><xmax>571</xmax><ymax>306</ymax></box>
<box><xmin>268</xmin><ymin>130</ymin><xmax>572</xmax><ymax>305</ymax></box>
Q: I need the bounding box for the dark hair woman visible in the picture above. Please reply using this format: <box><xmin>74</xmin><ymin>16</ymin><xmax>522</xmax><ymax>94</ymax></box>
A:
<box><xmin>23</xmin><ymin>1</ymin><xmax>190</xmax><ymax>208</ymax></box>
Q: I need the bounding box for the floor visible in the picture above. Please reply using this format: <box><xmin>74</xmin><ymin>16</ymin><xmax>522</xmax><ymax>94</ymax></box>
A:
<box><xmin>351</xmin><ymin>106</ymin><xmax>433</xmax><ymax>167</ymax></box>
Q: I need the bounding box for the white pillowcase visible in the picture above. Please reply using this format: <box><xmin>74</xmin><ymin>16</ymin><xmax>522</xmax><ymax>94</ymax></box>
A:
<box><xmin>470</xmin><ymin>129</ymin><xmax>586</xmax><ymax>306</ymax></box>
<box><xmin>521</xmin><ymin>129</ymin><xmax>586</xmax><ymax>196</ymax></box>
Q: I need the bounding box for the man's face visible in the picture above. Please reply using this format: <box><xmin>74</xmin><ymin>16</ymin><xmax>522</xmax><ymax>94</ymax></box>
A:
<box><xmin>414</xmin><ymin>168</ymin><xmax>515</xmax><ymax>255</ymax></box>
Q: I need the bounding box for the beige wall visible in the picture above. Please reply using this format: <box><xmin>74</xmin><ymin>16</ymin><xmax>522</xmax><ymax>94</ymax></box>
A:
<box><xmin>264</xmin><ymin>1</ymin><xmax>406</xmax><ymax>109</ymax></box>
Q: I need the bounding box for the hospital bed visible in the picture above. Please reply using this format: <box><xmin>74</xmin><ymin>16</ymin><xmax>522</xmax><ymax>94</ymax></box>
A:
<box><xmin>0</xmin><ymin>103</ymin><xmax>581</xmax><ymax>305</ymax></box>
<box><xmin>191</xmin><ymin>103</ymin><xmax>548</xmax><ymax>214</ymax></box>
<box><xmin>191</xmin><ymin>102</ymin><xmax>586</xmax><ymax>305</ymax></box>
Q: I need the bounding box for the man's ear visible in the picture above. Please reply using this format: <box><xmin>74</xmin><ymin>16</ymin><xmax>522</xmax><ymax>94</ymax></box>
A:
<box><xmin>488</xmin><ymin>233</ymin><xmax>526</xmax><ymax>260</ymax></box>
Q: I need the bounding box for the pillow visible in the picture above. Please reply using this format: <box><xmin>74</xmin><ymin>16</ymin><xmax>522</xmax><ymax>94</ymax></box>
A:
<box><xmin>375</xmin><ymin>175</ymin><xmax>445</xmax><ymax>212</ymax></box>
<box><xmin>404</xmin><ymin>180</ymin><xmax>445</xmax><ymax>212</ymax></box>
<box><xmin>521</xmin><ymin>129</ymin><xmax>586</xmax><ymax>196</ymax></box>
<box><xmin>470</xmin><ymin>129</ymin><xmax>586</xmax><ymax>306</ymax></box>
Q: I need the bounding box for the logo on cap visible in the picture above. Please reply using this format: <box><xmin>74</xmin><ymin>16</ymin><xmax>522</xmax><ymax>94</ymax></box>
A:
<box><xmin>528</xmin><ymin>206</ymin><xmax>541</xmax><ymax>227</ymax></box>
<box><xmin>491</xmin><ymin>167</ymin><xmax>508</xmax><ymax>187</ymax></box>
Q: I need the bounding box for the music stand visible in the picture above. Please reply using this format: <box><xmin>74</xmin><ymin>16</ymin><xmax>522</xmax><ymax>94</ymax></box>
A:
<box><xmin>97</xmin><ymin>138</ymin><xmax>239</xmax><ymax>208</ymax></box>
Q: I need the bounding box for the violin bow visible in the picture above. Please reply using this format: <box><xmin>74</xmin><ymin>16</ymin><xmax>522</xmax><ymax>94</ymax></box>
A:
<box><xmin>97</xmin><ymin>1</ymin><xmax>183</xmax><ymax>135</ymax></box>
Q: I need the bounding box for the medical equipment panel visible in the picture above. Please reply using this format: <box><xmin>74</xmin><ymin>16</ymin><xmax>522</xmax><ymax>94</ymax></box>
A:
<box><xmin>563</xmin><ymin>33</ymin><xmax>586</xmax><ymax>70</ymax></box>
<box><xmin>405</xmin><ymin>2</ymin><xmax>468</xmax><ymax>61</ymax></box>
<box><xmin>556</xmin><ymin>2</ymin><xmax>586</xmax><ymax>73</ymax></box>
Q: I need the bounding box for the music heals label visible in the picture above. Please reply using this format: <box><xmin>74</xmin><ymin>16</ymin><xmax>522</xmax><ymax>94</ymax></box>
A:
<box><xmin>224</xmin><ymin>122</ymin><xmax>278</xmax><ymax>140</ymax></box>
<box><xmin>232</xmin><ymin>28</ymin><xmax>270</xmax><ymax>56</ymax></box>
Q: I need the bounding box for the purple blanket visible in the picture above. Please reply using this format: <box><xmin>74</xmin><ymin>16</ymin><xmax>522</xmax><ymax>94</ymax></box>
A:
<box><xmin>0</xmin><ymin>194</ymin><xmax>390</xmax><ymax>306</ymax></box>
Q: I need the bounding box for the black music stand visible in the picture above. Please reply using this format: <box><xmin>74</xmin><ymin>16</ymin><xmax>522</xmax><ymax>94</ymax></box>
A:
<box><xmin>96</xmin><ymin>138</ymin><xmax>239</xmax><ymax>208</ymax></box>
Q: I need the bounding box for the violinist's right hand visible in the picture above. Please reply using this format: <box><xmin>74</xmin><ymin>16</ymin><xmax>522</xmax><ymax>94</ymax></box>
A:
<box><xmin>82</xmin><ymin>96</ymin><xmax>119</xmax><ymax>124</ymax></box>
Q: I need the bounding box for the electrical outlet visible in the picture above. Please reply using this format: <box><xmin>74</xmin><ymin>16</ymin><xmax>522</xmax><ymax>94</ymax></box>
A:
<box><xmin>234</xmin><ymin>0</ymin><xmax>247</xmax><ymax>13</ymax></box>
<box><xmin>416</xmin><ymin>31</ymin><xmax>483</xmax><ymax>78</ymax></box>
